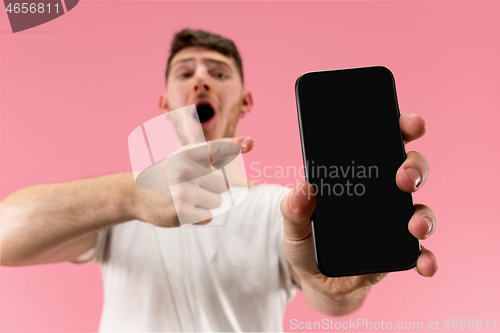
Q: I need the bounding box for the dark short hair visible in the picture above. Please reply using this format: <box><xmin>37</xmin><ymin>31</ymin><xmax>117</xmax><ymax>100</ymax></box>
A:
<box><xmin>165</xmin><ymin>28</ymin><xmax>244</xmax><ymax>84</ymax></box>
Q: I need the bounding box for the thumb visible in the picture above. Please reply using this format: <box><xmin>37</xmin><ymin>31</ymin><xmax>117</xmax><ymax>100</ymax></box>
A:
<box><xmin>280</xmin><ymin>181</ymin><xmax>317</xmax><ymax>242</ymax></box>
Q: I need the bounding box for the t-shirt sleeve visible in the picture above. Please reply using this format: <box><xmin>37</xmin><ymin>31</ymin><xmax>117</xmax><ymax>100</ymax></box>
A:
<box><xmin>90</xmin><ymin>227</ymin><xmax>110</xmax><ymax>265</ymax></box>
<box><xmin>71</xmin><ymin>227</ymin><xmax>110</xmax><ymax>265</ymax></box>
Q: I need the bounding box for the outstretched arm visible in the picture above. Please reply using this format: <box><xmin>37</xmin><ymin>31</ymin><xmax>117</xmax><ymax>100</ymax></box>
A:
<box><xmin>0</xmin><ymin>172</ymin><xmax>137</xmax><ymax>266</ymax></box>
<box><xmin>0</xmin><ymin>136</ymin><xmax>255</xmax><ymax>266</ymax></box>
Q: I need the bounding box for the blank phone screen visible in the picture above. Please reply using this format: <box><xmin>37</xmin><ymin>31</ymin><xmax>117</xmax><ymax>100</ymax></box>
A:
<box><xmin>295</xmin><ymin>66</ymin><xmax>420</xmax><ymax>277</ymax></box>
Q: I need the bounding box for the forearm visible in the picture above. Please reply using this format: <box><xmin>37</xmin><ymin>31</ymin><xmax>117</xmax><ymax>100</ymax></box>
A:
<box><xmin>293</xmin><ymin>267</ymin><xmax>370</xmax><ymax>316</ymax></box>
<box><xmin>0</xmin><ymin>172</ymin><xmax>137</xmax><ymax>264</ymax></box>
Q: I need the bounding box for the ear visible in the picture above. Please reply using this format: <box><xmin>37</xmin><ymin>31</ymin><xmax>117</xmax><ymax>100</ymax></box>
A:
<box><xmin>240</xmin><ymin>90</ymin><xmax>254</xmax><ymax>115</ymax></box>
<box><xmin>159</xmin><ymin>93</ymin><xmax>169</xmax><ymax>114</ymax></box>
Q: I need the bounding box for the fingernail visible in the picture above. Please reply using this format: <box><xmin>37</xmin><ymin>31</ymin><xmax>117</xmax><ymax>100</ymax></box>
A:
<box><xmin>240</xmin><ymin>137</ymin><xmax>251</xmax><ymax>150</ymax></box>
<box><xmin>423</xmin><ymin>215</ymin><xmax>433</xmax><ymax>237</ymax></box>
<box><xmin>405</xmin><ymin>168</ymin><xmax>421</xmax><ymax>188</ymax></box>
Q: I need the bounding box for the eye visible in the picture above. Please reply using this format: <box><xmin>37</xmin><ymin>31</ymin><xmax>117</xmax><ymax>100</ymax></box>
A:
<box><xmin>178</xmin><ymin>72</ymin><xmax>192</xmax><ymax>79</ymax></box>
<box><xmin>213</xmin><ymin>72</ymin><xmax>227</xmax><ymax>79</ymax></box>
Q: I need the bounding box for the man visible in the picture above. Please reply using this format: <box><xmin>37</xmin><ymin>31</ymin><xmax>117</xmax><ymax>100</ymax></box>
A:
<box><xmin>0</xmin><ymin>29</ymin><xmax>437</xmax><ymax>331</ymax></box>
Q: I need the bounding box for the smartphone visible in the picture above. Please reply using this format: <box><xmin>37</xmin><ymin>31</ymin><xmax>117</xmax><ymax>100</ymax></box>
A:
<box><xmin>295</xmin><ymin>66</ymin><xmax>420</xmax><ymax>277</ymax></box>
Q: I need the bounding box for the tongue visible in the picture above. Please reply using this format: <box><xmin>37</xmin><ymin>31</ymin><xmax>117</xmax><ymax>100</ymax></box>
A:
<box><xmin>196</xmin><ymin>104</ymin><xmax>214</xmax><ymax>122</ymax></box>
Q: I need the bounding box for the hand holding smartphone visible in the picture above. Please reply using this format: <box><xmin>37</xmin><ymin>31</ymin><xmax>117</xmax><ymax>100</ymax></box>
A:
<box><xmin>295</xmin><ymin>66</ymin><xmax>420</xmax><ymax>278</ymax></box>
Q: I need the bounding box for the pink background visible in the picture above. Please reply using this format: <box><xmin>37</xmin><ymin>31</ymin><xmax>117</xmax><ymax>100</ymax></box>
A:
<box><xmin>1</xmin><ymin>1</ymin><xmax>499</xmax><ymax>332</ymax></box>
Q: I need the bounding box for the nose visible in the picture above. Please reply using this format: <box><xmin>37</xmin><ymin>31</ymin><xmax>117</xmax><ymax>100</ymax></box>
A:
<box><xmin>194</xmin><ymin>69</ymin><xmax>210</xmax><ymax>92</ymax></box>
<box><xmin>195</xmin><ymin>81</ymin><xmax>209</xmax><ymax>92</ymax></box>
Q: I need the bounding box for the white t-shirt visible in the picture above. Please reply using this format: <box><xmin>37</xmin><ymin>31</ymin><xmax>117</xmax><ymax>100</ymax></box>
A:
<box><xmin>85</xmin><ymin>184</ymin><xmax>297</xmax><ymax>332</ymax></box>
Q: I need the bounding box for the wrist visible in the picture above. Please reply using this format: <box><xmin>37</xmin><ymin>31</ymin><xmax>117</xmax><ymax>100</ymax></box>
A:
<box><xmin>115</xmin><ymin>172</ymin><xmax>141</xmax><ymax>223</ymax></box>
<box><xmin>299</xmin><ymin>271</ymin><xmax>371</xmax><ymax>316</ymax></box>
<box><xmin>328</xmin><ymin>285</ymin><xmax>370</xmax><ymax>304</ymax></box>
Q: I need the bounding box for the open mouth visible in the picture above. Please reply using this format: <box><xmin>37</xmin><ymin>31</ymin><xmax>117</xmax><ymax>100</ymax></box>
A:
<box><xmin>195</xmin><ymin>104</ymin><xmax>215</xmax><ymax>123</ymax></box>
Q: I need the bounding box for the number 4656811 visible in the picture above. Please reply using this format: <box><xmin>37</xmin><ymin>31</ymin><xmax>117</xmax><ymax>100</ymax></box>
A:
<box><xmin>5</xmin><ymin>2</ymin><xmax>60</xmax><ymax>14</ymax></box>
<box><xmin>444</xmin><ymin>319</ymin><xmax>496</xmax><ymax>330</ymax></box>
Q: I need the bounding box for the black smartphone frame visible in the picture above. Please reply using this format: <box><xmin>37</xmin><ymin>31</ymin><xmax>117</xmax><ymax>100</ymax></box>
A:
<box><xmin>295</xmin><ymin>66</ymin><xmax>421</xmax><ymax>278</ymax></box>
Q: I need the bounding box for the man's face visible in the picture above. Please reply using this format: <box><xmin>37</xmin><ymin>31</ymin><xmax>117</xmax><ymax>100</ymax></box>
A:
<box><xmin>160</xmin><ymin>47</ymin><xmax>252</xmax><ymax>144</ymax></box>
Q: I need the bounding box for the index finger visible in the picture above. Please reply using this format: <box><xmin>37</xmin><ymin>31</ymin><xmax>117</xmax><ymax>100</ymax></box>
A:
<box><xmin>210</xmin><ymin>137</ymin><xmax>253</xmax><ymax>167</ymax></box>
<box><xmin>180</xmin><ymin>137</ymin><xmax>253</xmax><ymax>164</ymax></box>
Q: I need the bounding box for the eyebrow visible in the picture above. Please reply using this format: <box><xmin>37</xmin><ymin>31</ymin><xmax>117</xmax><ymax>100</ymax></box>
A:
<box><xmin>171</xmin><ymin>58</ymin><xmax>233</xmax><ymax>72</ymax></box>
